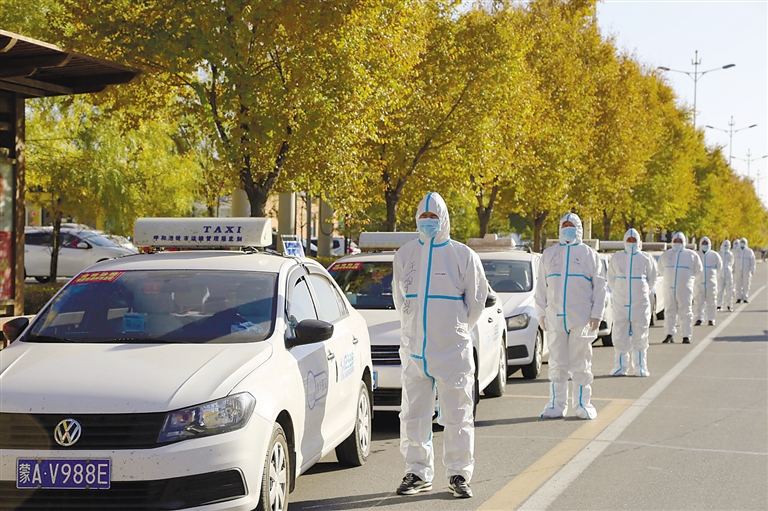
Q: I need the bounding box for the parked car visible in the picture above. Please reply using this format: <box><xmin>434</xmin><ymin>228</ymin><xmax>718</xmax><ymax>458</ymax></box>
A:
<box><xmin>467</xmin><ymin>235</ymin><xmax>550</xmax><ymax>379</ymax></box>
<box><xmin>2</xmin><ymin>218</ymin><xmax>373</xmax><ymax>511</ymax></box>
<box><xmin>309</xmin><ymin>237</ymin><xmax>360</xmax><ymax>257</ymax></box>
<box><xmin>327</xmin><ymin>232</ymin><xmax>507</xmax><ymax>413</ymax></box>
<box><xmin>24</xmin><ymin>226</ymin><xmax>138</xmax><ymax>282</ymax></box>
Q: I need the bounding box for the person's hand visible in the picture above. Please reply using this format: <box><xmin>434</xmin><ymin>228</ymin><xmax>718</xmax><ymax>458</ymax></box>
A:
<box><xmin>588</xmin><ymin>318</ymin><xmax>600</xmax><ymax>331</ymax></box>
<box><xmin>539</xmin><ymin>317</ymin><xmax>546</xmax><ymax>331</ymax></box>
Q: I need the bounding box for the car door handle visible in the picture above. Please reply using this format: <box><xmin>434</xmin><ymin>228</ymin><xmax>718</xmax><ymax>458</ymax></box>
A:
<box><xmin>352</xmin><ymin>336</ymin><xmax>359</xmax><ymax>345</ymax></box>
<box><xmin>497</xmin><ymin>308</ymin><xmax>502</xmax><ymax>314</ymax></box>
<box><xmin>327</xmin><ymin>352</ymin><xmax>335</xmax><ymax>361</ymax></box>
<box><xmin>487</xmin><ymin>317</ymin><xmax>494</xmax><ymax>323</ymax></box>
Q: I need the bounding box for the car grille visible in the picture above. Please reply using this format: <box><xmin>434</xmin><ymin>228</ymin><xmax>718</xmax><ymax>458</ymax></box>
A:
<box><xmin>507</xmin><ymin>345</ymin><xmax>529</xmax><ymax>360</ymax></box>
<box><xmin>0</xmin><ymin>412</ymin><xmax>166</xmax><ymax>450</ymax></box>
<box><xmin>0</xmin><ymin>469</ymin><xmax>246</xmax><ymax>510</ymax></box>
<box><xmin>371</xmin><ymin>345</ymin><xmax>401</xmax><ymax>365</ymax></box>
<box><xmin>373</xmin><ymin>388</ymin><xmax>402</xmax><ymax>407</ymax></box>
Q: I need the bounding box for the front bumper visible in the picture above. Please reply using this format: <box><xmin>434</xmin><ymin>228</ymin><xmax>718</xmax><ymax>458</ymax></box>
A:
<box><xmin>506</xmin><ymin>322</ymin><xmax>538</xmax><ymax>366</ymax></box>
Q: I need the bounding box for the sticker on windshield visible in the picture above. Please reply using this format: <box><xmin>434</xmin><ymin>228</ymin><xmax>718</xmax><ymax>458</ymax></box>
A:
<box><xmin>123</xmin><ymin>313</ymin><xmax>146</xmax><ymax>332</ymax></box>
<box><xmin>71</xmin><ymin>271</ymin><xmax>124</xmax><ymax>284</ymax></box>
<box><xmin>231</xmin><ymin>322</ymin><xmax>264</xmax><ymax>334</ymax></box>
<box><xmin>331</xmin><ymin>262</ymin><xmax>363</xmax><ymax>271</ymax></box>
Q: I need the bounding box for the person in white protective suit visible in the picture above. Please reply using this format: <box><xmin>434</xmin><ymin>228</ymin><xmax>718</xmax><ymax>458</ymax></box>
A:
<box><xmin>718</xmin><ymin>239</ymin><xmax>735</xmax><ymax>311</ymax></box>
<box><xmin>392</xmin><ymin>192</ymin><xmax>487</xmax><ymax>499</ymax></box>
<box><xmin>734</xmin><ymin>238</ymin><xmax>756</xmax><ymax>303</ymax></box>
<box><xmin>535</xmin><ymin>213</ymin><xmax>606</xmax><ymax>419</ymax></box>
<box><xmin>607</xmin><ymin>228</ymin><xmax>658</xmax><ymax>377</ymax></box>
<box><xmin>660</xmin><ymin>233</ymin><xmax>702</xmax><ymax>344</ymax></box>
<box><xmin>694</xmin><ymin>237</ymin><xmax>722</xmax><ymax>326</ymax></box>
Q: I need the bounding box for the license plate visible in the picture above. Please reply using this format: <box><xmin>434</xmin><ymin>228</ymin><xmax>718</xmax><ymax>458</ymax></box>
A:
<box><xmin>17</xmin><ymin>458</ymin><xmax>111</xmax><ymax>489</ymax></box>
<box><xmin>372</xmin><ymin>370</ymin><xmax>378</xmax><ymax>390</ymax></box>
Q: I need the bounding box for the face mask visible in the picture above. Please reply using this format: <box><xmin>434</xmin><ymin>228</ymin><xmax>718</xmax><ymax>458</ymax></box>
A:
<box><xmin>673</xmin><ymin>242</ymin><xmax>683</xmax><ymax>252</ymax></box>
<box><xmin>417</xmin><ymin>218</ymin><xmax>440</xmax><ymax>238</ymax></box>
<box><xmin>702</xmin><ymin>245</ymin><xmax>709</xmax><ymax>253</ymax></box>
<box><xmin>624</xmin><ymin>242</ymin><xmax>637</xmax><ymax>254</ymax></box>
<box><xmin>740</xmin><ymin>242</ymin><xmax>746</xmax><ymax>249</ymax></box>
<box><xmin>561</xmin><ymin>226</ymin><xmax>578</xmax><ymax>242</ymax></box>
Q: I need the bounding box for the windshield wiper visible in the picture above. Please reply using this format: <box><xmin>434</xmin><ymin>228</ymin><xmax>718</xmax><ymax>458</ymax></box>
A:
<box><xmin>26</xmin><ymin>335</ymin><xmax>74</xmax><ymax>343</ymax></box>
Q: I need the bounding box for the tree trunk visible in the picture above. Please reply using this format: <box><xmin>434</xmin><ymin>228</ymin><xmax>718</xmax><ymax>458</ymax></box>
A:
<box><xmin>602</xmin><ymin>209</ymin><xmax>612</xmax><ymax>240</ymax></box>
<box><xmin>533</xmin><ymin>210</ymin><xmax>548</xmax><ymax>253</ymax></box>
<box><xmin>475</xmin><ymin>184</ymin><xmax>498</xmax><ymax>238</ymax></box>
<box><xmin>384</xmin><ymin>188</ymin><xmax>399</xmax><ymax>232</ymax></box>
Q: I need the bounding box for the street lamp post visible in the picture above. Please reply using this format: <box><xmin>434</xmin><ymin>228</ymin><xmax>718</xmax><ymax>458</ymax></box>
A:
<box><xmin>706</xmin><ymin>118</ymin><xmax>758</xmax><ymax>164</ymax></box>
<box><xmin>657</xmin><ymin>50</ymin><xmax>735</xmax><ymax>127</ymax></box>
<box><xmin>733</xmin><ymin>150</ymin><xmax>768</xmax><ymax>179</ymax></box>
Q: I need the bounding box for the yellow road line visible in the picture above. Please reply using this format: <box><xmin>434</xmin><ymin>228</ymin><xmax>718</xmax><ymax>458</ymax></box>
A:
<box><xmin>476</xmin><ymin>398</ymin><xmax>633</xmax><ymax>511</ymax></box>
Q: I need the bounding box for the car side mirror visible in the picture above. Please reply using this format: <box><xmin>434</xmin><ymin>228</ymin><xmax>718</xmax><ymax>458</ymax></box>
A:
<box><xmin>2</xmin><ymin>316</ymin><xmax>30</xmax><ymax>343</ymax></box>
<box><xmin>485</xmin><ymin>293</ymin><xmax>497</xmax><ymax>308</ymax></box>
<box><xmin>76</xmin><ymin>242</ymin><xmax>91</xmax><ymax>249</ymax></box>
<box><xmin>289</xmin><ymin>319</ymin><xmax>334</xmax><ymax>347</ymax></box>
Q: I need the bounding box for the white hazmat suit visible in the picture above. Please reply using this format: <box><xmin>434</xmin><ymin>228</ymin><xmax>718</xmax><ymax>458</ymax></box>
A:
<box><xmin>718</xmin><ymin>240</ymin><xmax>734</xmax><ymax>310</ymax></box>
<box><xmin>659</xmin><ymin>232</ymin><xmax>702</xmax><ymax>342</ymax></box>
<box><xmin>734</xmin><ymin>238</ymin><xmax>756</xmax><ymax>302</ymax></box>
<box><xmin>607</xmin><ymin>228</ymin><xmax>658</xmax><ymax>377</ymax></box>
<box><xmin>695</xmin><ymin>237</ymin><xmax>722</xmax><ymax>324</ymax></box>
<box><xmin>535</xmin><ymin>213</ymin><xmax>606</xmax><ymax>419</ymax></box>
<box><xmin>392</xmin><ymin>192</ymin><xmax>487</xmax><ymax>485</ymax></box>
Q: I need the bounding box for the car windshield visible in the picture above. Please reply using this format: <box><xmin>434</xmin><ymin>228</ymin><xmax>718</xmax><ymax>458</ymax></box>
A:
<box><xmin>328</xmin><ymin>261</ymin><xmax>394</xmax><ymax>309</ymax></box>
<box><xmin>482</xmin><ymin>259</ymin><xmax>533</xmax><ymax>293</ymax></box>
<box><xmin>81</xmin><ymin>233</ymin><xmax>122</xmax><ymax>247</ymax></box>
<box><xmin>26</xmin><ymin>270</ymin><xmax>277</xmax><ymax>344</ymax></box>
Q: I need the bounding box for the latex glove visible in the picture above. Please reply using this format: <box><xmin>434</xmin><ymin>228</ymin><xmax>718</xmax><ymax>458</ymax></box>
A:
<box><xmin>588</xmin><ymin>318</ymin><xmax>601</xmax><ymax>331</ymax></box>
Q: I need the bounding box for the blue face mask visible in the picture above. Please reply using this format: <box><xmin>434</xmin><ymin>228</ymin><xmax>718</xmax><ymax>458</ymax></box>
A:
<box><xmin>673</xmin><ymin>242</ymin><xmax>683</xmax><ymax>252</ymax></box>
<box><xmin>561</xmin><ymin>226</ymin><xmax>578</xmax><ymax>242</ymax></box>
<box><xmin>625</xmin><ymin>242</ymin><xmax>637</xmax><ymax>254</ymax></box>
<box><xmin>740</xmin><ymin>242</ymin><xmax>746</xmax><ymax>249</ymax></box>
<box><xmin>417</xmin><ymin>218</ymin><xmax>440</xmax><ymax>238</ymax></box>
<box><xmin>702</xmin><ymin>245</ymin><xmax>709</xmax><ymax>253</ymax></box>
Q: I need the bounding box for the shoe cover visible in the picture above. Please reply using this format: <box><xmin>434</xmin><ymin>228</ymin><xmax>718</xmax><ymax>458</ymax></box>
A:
<box><xmin>541</xmin><ymin>381</ymin><xmax>568</xmax><ymax>418</ymax></box>
<box><xmin>572</xmin><ymin>385</ymin><xmax>597</xmax><ymax>419</ymax></box>
<box><xmin>631</xmin><ymin>349</ymin><xmax>650</xmax><ymax>377</ymax></box>
<box><xmin>611</xmin><ymin>351</ymin><xmax>630</xmax><ymax>376</ymax></box>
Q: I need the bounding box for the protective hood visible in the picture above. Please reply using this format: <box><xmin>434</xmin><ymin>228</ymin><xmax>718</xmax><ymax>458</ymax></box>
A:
<box><xmin>415</xmin><ymin>192</ymin><xmax>450</xmax><ymax>244</ymax></box>
<box><xmin>721</xmin><ymin>239</ymin><xmax>731</xmax><ymax>251</ymax></box>
<box><xmin>558</xmin><ymin>212</ymin><xmax>583</xmax><ymax>244</ymax></box>
<box><xmin>700</xmin><ymin>236</ymin><xmax>712</xmax><ymax>252</ymax></box>
<box><xmin>741</xmin><ymin>237</ymin><xmax>749</xmax><ymax>248</ymax></box>
<box><xmin>623</xmin><ymin>228</ymin><xmax>642</xmax><ymax>251</ymax></box>
<box><xmin>672</xmin><ymin>232</ymin><xmax>687</xmax><ymax>246</ymax></box>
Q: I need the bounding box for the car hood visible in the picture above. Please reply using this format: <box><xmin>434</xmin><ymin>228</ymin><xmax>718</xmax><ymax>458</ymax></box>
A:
<box><xmin>0</xmin><ymin>341</ymin><xmax>272</xmax><ymax>414</ymax></box>
<box><xmin>357</xmin><ymin>309</ymin><xmax>401</xmax><ymax>347</ymax></box>
<box><xmin>498</xmin><ymin>292</ymin><xmax>536</xmax><ymax>317</ymax></box>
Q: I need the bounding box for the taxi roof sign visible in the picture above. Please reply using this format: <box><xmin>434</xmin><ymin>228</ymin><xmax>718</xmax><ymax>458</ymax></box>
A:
<box><xmin>467</xmin><ymin>234</ymin><xmax>516</xmax><ymax>251</ymax></box>
<box><xmin>358</xmin><ymin>232</ymin><xmax>420</xmax><ymax>251</ymax></box>
<box><xmin>599</xmin><ymin>241</ymin><xmax>669</xmax><ymax>252</ymax></box>
<box><xmin>546</xmin><ymin>238</ymin><xmax>600</xmax><ymax>250</ymax></box>
<box><xmin>134</xmin><ymin>218</ymin><xmax>272</xmax><ymax>248</ymax></box>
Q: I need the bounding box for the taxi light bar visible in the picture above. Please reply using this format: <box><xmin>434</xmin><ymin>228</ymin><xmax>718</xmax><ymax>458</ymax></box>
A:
<box><xmin>546</xmin><ymin>239</ymin><xmax>599</xmax><ymax>250</ymax></box>
<box><xmin>467</xmin><ymin>234</ymin><xmax>516</xmax><ymax>251</ymax></box>
<box><xmin>134</xmin><ymin>218</ymin><xmax>273</xmax><ymax>248</ymax></box>
<box><xmin>358</xmin><ymin>232</ymin><xmax>420</xmax><ymax>251</ymax></box>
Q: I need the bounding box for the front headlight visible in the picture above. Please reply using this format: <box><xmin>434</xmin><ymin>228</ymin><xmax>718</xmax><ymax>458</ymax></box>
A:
<box><xmin>158</xmin><ymin>393</ymin><xmax>256</xmax><ymax>444</ymax></box>
<box><xmin>506</xmin><ymin>313</ymin><xmax>530</xmax><ymax>331</ymax></box>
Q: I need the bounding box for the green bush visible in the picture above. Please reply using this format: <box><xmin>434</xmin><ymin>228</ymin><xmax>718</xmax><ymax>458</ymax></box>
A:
<box><xmin>24</xmin><ymin>282</ymin><xmax>66</xmax><ymax>314</ymax></box>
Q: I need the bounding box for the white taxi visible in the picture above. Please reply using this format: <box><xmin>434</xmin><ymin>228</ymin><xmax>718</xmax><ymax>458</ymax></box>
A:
<box><xmin>0</xmin><ymin>218</ymin><xmax>373</xmax><ymax>511</ymax></box>
<box><xmin>327</xmin><ymin>232</ymin><xmax>507</xmax><ymax>413</ymax></box>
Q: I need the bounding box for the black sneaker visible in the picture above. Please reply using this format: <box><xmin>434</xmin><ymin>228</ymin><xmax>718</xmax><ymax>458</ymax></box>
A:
<box><xmin>717</xmin><ymin>306</ymin><xmax>722</xmax><ymax>311</ymax></box>
<box><xmin>736</xmin><ymin>299</ymin><xmax>742</xmax><ymax>303</ymax></box>
<box><xmin>662</xmin><ymin>335</ymin><xmax>674</xmax><ymax>344</ymax></box>
<box><xmin>449</xmin><ymin>475</ymin><xmax>472</xmax><ymax>499</ymax></box>
<box><xmin>708</xmin><ymin>321</ymin><xmax>715</xmax><ymax>326</ymax></box>
<box><xmin>682</xmin><ymin>337</ymin><xmax>691</xmax><ymax>344</ymax></box>
<box><xmin>727</xmin><ymin>306</ymin><xmax>733</xmax><ymax>311</ymax></box>
<box><xmin>744</xmin><ymin>299</ymin><xmax>749</xmax><ymax>303</ymax></box>
<box><xmin>397</xmin><ymin>473</ymin><xmax>432</xmax><ymax>495</ymax></box>
<box><xmin>695</xmin><ymin>320</ymin><xmax>702</xmax><ymax>326</ymax></box>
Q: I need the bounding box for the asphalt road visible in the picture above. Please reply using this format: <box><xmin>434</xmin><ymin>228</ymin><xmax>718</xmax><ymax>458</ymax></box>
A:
<box><xmin>289</xmin><ymin>262</ymin><xmax>768</xmax><ymax>511</ymax></box>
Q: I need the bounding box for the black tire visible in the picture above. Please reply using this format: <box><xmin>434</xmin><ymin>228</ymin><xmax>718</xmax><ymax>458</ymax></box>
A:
<box><xmin>484</xmin><ymin>340</ymin><xmax>507</xmax><ymax>398</ymax></box>
<box><xmin>656</xmin><ymin>309</ymin><xmax>665</xmax><ymax>320</ymax></box>
<box><xmin>335</xmin><ymin>381</ymin><xmax>372</xmax><ymax>467</ymax></box>
<box><xmin>256</xmin><ymin>424</ymin><xmax>290</xmax><ymax>511</ymax></box>
<box><xmin>35</xmin><ymin>276</ymin><xmax>51</xmax><ymax>283</ymax></box>
<box><xmin>521</xmin><ymin>329</ymin><xmax>543</xmax><ymax>379</ymax></box>
<box><xmin>601</xmin><ymin>329</ymin><xmax>614</xmax><ymax>347</ymax></box>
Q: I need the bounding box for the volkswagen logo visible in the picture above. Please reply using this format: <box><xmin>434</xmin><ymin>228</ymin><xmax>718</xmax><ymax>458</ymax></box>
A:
<box><xmin>53</xmin><ymin>419</ymin><xmax>82</xmax><ymax>447</ymax></box>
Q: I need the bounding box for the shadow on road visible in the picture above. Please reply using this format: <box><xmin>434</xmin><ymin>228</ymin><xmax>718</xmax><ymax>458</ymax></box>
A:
<box><xmin>290</xmin><ymin>489</ymin><xmax>457</xmax><ymax>510</ymax></box>
<box><xmin>713</xmin><ymin>332</ymin><xmax>768</xmax><ymax>343</ymax></box>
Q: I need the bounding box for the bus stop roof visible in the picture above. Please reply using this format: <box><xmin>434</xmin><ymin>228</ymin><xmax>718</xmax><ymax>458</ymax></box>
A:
<box><xmin>0</xmin><ymin>30</ymin><xmax>140</xmax><ymax>98</ymax></box>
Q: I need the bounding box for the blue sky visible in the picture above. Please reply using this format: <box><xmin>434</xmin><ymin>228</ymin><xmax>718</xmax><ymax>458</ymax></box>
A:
<box><xmin>596</xmin><ymin>0</ymin><xmax>768</xmax><ymax>205</ymax></box>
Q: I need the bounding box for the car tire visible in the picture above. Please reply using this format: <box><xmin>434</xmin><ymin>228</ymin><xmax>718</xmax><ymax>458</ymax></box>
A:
<box><xmin>34</xmin><ymin>276</ymin><xmax>51</xmax><ymax>283</ymax></box>
<box><xmin>484</xmin><ymin>340</ymin><xmax>507</xmax><ymax>398</ymax></box>
<box><xmin>656</xmin><ymin>309</ymin><xmax>665</xmax><ymax>320</ymax></box>
<box><xmin>256</xmin><ymin>424</ymin><xmax>290</xmax><ymax>511</ymax></box>
<box><xmin>335</xmin><ymin>381</ymin><xmax>372</xmax><ymax>467</ymax></box>
<box><xmin>521</xmin><ymin>329</ymin><xmax>543</xmax><ymax>379</ymax></box>
<box><xmin>601</xmin><ymin>329</ymin><xmax>614</xmax><ymax>347</ymax></box>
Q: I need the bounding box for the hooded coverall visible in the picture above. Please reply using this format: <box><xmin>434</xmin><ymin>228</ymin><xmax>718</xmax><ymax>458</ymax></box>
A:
<box><xmin>695</xmin><ymin>236</ymin><xmax>722</xmax><ymax>323</ymax></box>
<box><xmin>607</xmin><ymin>228</ymin><xmax>658</xmax><ymax>377</ymax></box>
<box><xmin>535</xmin><ymin>213</ymin><xmax>606</xmax><ymax>419</ymax></box>
<box><xmin>734</xmin><ymin>238</ymin><xmax>756</xmax><ymax>302</ymax></box>
<box><xmin>659</xmin><ymin>233</ymin><xmax>702</xmax><ymax>339</ymax></box>
<box><xmin>718</xmin><ymin>240</ymin><xmax>734</xmax><ymax>310</ymax></box>
<box><xmin>392</xmin><ymin>192</ymin><xmax>487</xmax><ymax>484</ymax></box>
